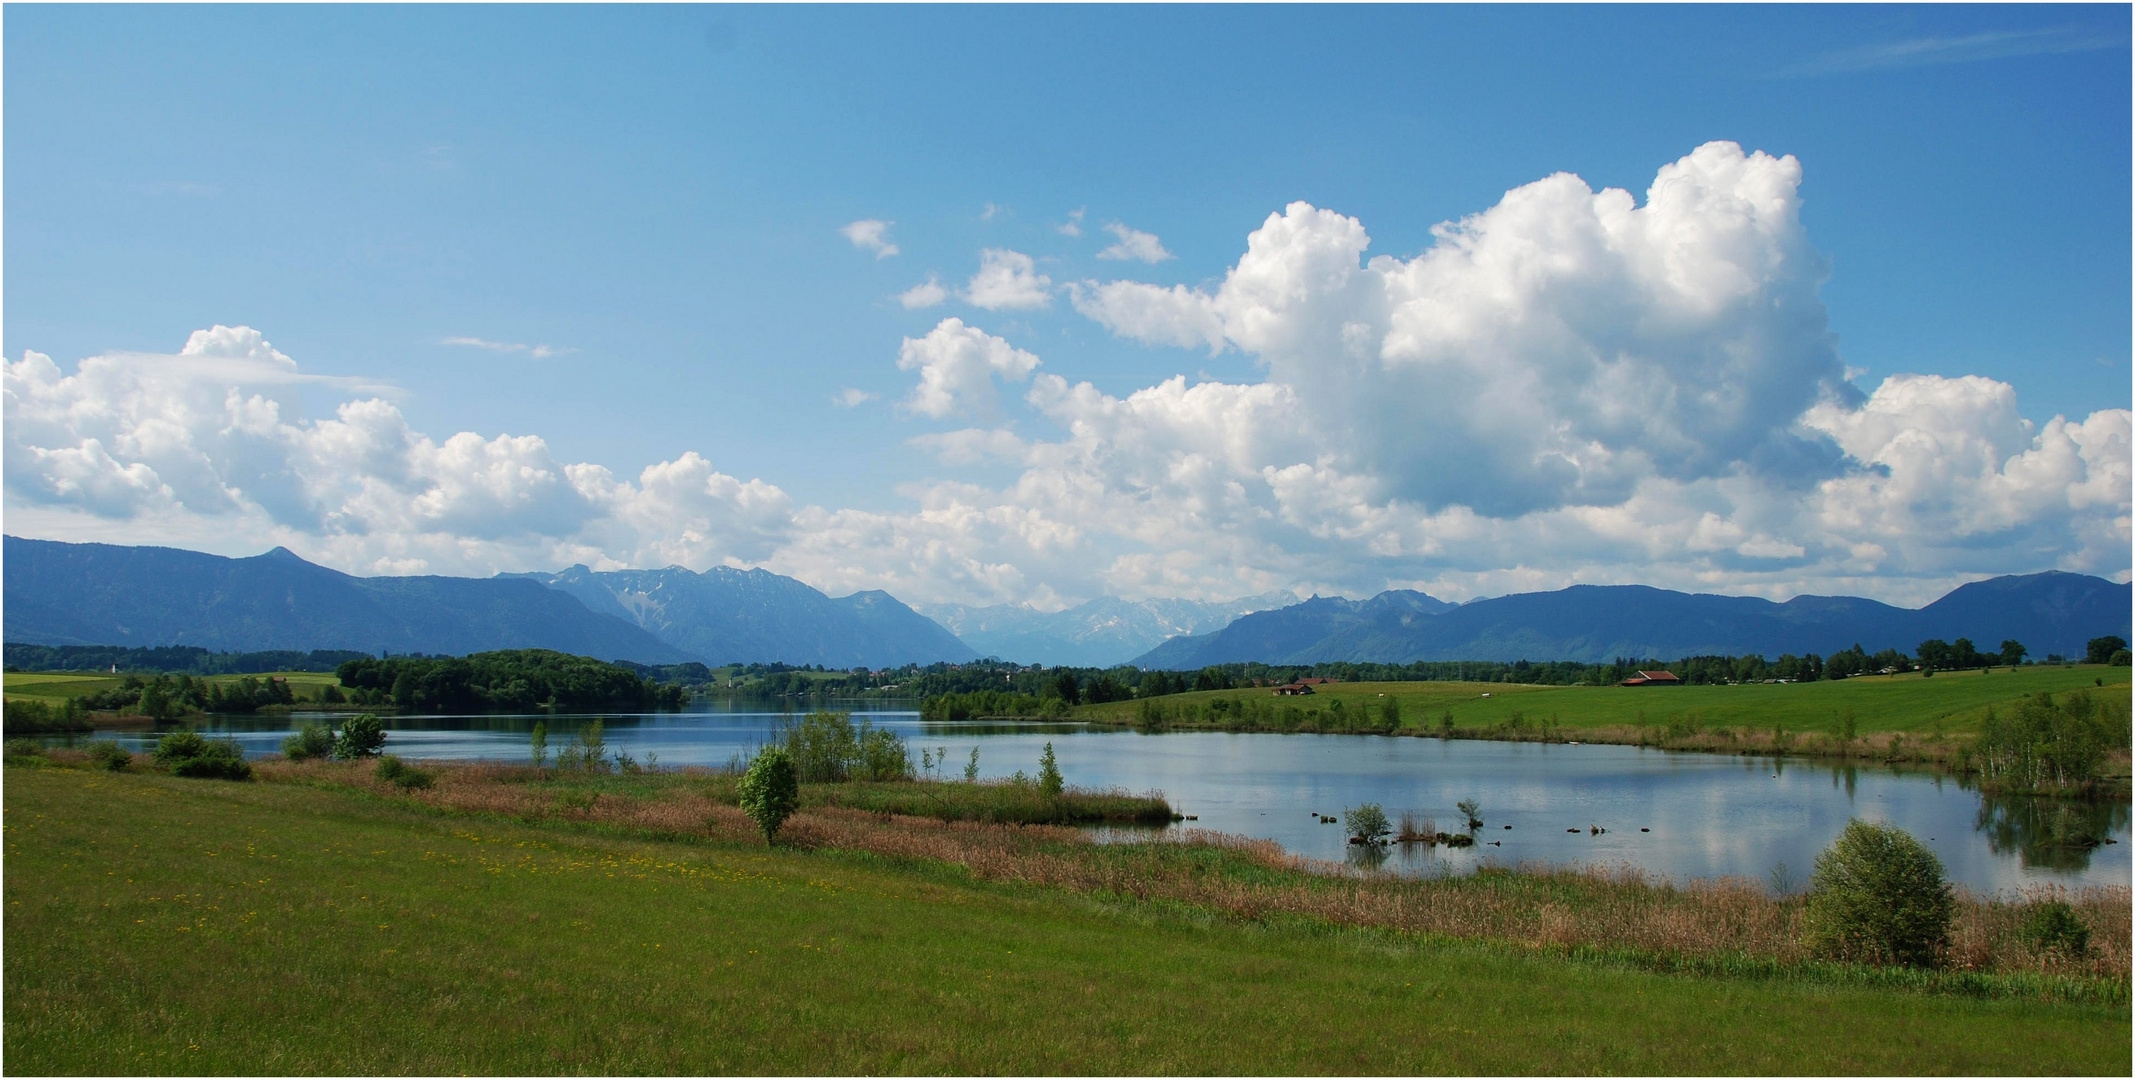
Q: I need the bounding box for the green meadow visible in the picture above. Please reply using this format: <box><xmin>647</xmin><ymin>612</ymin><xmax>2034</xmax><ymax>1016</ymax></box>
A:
<box><xmin>2</xmin><ymin>670</ymin><xmax>345</xmax><ymax>704</ymax></box>
<box><xmin>1075</xmin><ymin>664</ymin><xmax>2131</xmax><ymax>740</ymax></box>
<box><xmin>6</xmin><ymin>761</ymin><xmax>2130</xmax><ymax>1075</ymax></box>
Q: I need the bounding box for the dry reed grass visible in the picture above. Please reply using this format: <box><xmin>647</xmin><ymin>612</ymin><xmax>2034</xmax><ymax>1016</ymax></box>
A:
<box><xmin>253</xmin><ymin>758</ymin><xmax>2130</xmax><ymax>986</ymax></box>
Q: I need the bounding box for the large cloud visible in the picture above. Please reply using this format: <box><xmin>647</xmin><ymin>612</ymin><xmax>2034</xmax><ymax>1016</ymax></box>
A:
<box><xmin>6</xmin><ymin>143</ymin><xmax>2127</xmax><ymax>610</ymax></box>
<box><xmin>4</xmin><ymin>326</ymin><xmax>794</xmax><ymax>576</ymax></box>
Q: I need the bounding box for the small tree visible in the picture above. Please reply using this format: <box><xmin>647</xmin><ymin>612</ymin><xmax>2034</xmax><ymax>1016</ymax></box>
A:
<box><xmin>1037</xmin><ymin>742</ymin><xmax>1064</xmax><ymax>797</ymax></box>
<box><xmin>529</xmin><ymin>720</ymin><xmax>548</xmax><ymax>768</ymax></box>
<box><xmin>1802</xmin><ymin>820</ymin><xmax>1954</xmax><ymax>967</ymax></box>
<box><xmin>333</xmin><ymin>714</ymin><xmax>387</xmax><ymax>760</ymax></box>
<box><xmin>1345</xmin><ymin>803</ymin><xmax>1391</xmax><ymax>845</ymax></box>
<box><xmin>963</xmin><ymin>746</ymin><xmax>981</xmax><ymax>782</ymax></box>
<box><xmin>1455</xmin><ymin>797</ymin><xmax>1483</xmax><ymax>834</ymax></box>
<box><xmin>737</xmin><ymin>746</ymin><xmax>800</xmax><ymax>843</ymax></box>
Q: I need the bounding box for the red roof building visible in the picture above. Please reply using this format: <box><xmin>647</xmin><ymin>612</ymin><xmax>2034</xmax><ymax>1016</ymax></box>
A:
<box><xmin>1621</xmin><ymin>670</ymin><xmax>1682</xmax><ymax>686</ymax></box>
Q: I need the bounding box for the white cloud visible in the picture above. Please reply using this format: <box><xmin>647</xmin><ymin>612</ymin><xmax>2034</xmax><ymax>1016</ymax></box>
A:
<box><xmin>1057</xmin><ymin>207</ymin><xmax>1086</xmax><ymax>238</ymax></box>
<box><xmin>442</xmin><ymin>336</ymin><xmax>567</xmax><ymax>359</ymax></box>
<box><xmin>980</xmin><ymin>202</ymin><xmax>1004</xmax><ymax>221</ymax></box>
<box><xmin>1097</xmin><ymin>222</ymin><xmax>1175</xmax><ymax>263</ymax></box>
<box><xmin>962</xmin><ymin>249</ymin><xmax>1053</xmax><ymax>310</ymax></box>
<box><xmin>834</xmin><ymin>387</ymin><xmax>878</xmax><ymax>408</ymax></box>
<box><xmin>895</xmin><ymin>318</ymin><xmax>1041</xmax><ymax>420</ymax></box>
<box><xmin>840</xmin><ymin>218</ymin><xmax>899</xmax><ymax>258</ymax></box>
<box><xmin>8</xmin><ymin>144</ymin><xmax>2126</xmax><ymax>611</ymax></box>
<box><xmin>4</xmin><ymin>327</ymin><xmax>795</xmax><ymax>577</ymax></box>
<box><xmin>898</xmin><ymin>274</ymin><xmax>948</xmax><ymax>309</ymax></box>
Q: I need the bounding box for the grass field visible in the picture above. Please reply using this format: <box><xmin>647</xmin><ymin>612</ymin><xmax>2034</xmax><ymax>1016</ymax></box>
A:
<box><xmin>1</xmin><ymin>670</ymin><xmax>345</xmax><ymax>704</ymax></box>
<box><xmin>1073</xmin><ymin>666</ymin><xmax>2132</xmax><ymax>768</ymax></box>
<box><xmin>5</xmin><ymin>761</ymin><xmax>2129</xmax><ymax>1074</ymax></box>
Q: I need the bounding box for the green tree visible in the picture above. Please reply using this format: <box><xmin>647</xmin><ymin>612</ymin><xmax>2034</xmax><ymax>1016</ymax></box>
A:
<box><xmin>1802</xmin><ymin>820</ymin><xmax>1954</xmax><ymax>967</ymax></box>
<box><xmin>2085</xmin><ymin>636</ymin><xmax>2127</xmax><ymax>665</ymax></box>
<box><xmin>333</xmin><ymin>714</ymin><xmax>387</xmax><ymax>760</ymax></box>
<box><xmin>1037</xmin><ymin>742</ymin><xmax>1064</xmax><ymax>797</ymax></box>
<box><xmin>737</xmin><ymin>747</ymin><xmax>800</xmax><ymax>843</ymax></box>
<box><xmin>280</xmin><ymin>722</ymin><xmax>334</xmax><ymax>761</ymax></box>
<box><xmin>530</xmin><ymin>720</ymin><xmax>548</xmax><ymax>767</ymax></box>
<box><xmin>1999</xmin><ymin>640</ymin><xmax>2027</xmax><ymax>667</ymax></box>
<box><xmin>1344</xmin><ymin>803</ymin><xmax>1391</xmax><ymax>845</ymax></box>
<box><xmin>1455</xmin><ymin>797</ymin><xmax>1483</xmax><ymax>833</ymax></box>
<box><xmin>963</xmin><ymin>746</ymin><xmax>981</xmax><ymax>782</ymax></box>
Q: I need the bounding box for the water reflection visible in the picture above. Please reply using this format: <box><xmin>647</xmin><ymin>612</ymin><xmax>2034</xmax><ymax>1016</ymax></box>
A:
<box><xmin>1974</xmin><ymin>792</ymin><xmax>2131</xmax><ymax>872</ymax></box>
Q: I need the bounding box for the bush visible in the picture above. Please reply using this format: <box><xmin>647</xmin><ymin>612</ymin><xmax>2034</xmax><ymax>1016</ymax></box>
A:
<box><xmin>1037</xmin><ymin>742</ymin><xmax>1064</xmax><ymax>798</ymax></box>
<box><xmin>1345</xmin><ymin>803</ymin><xmax>1391</xmax><ymax>845</ymax></box>
<box><xmin>2019</xmin><ymin>899</ymin><xmax>2091</xmax><ymax>958</ymax></box>
<box><xmin>374</xmin><ymin>754</ymin><xmax>435</xmax><ymax>791</ymax></box>
<box><xmin>778</xmin><ymin>710</ymin><xmax>908</xmax><ymax>783</ymax></box>
<box><xmin>281</xmin><ymin>722</ymin><xmax>334</xmax><ymax>761</ymax></box>
<box><xmin>153</xmin><ymin>730</ymin><xmax>253</xmax><ymax>781</ymax></box>
<box><xmin>737</xmin><ymin>746</ymin><xmax>799</xmax><ymax>842</ymax></box>
<box><xmin>333</xmin><ymin>714</ymin><xmax>387</xmax><ymax>760</ymax></box>
<box><xmin>86</xmin><ymin>740</ymin><xmax>132</xmax><ymax>771</ymax></box>
<box><xmin>1802</xmin><ymin>820</ymin><xmax>1953</xmax><ymax>967</ymax></box>
<box><xmin>855</xmin><ymin>724</ymin><xmax>910</xmax><ymax>782</ymax></box>
<box><xmin>4</xmin><ymin>737</ymin><xmax>48</xmax><ymax>760</ymax></box>
<box><xmin>1456</xmin><ymin>797</ymin><xmax>1483</xmax><ymax>833</ymax></box>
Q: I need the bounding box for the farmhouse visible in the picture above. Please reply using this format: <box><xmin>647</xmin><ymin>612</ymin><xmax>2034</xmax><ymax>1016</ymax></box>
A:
<box><xmin>1272</xmin><ymin>683</ymin><xmax>1317</xmax><ymax>696</ymax></box>
<box><xmin>1620</xmin><ymin>670</ymin><xmax>1682</xmax><ymax>687</ymax></box>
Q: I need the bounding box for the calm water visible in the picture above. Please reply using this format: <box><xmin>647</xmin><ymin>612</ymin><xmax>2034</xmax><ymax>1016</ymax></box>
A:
<box><xmin>69</xmin><ymin>703</ymin><xmax>2131</xmax><ymax>895</ymax></box>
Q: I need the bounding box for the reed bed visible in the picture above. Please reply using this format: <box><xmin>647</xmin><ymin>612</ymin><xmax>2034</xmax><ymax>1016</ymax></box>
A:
<box><xmin>252</xmin><ymin>757</ymin><xmax>2130</xmax><ymax>993</ymax></box>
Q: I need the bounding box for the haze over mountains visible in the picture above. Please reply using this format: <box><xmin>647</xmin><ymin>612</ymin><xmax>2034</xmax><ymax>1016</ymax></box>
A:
<box><xmin>1132</xmin><ymin>573</ymin><xmax>2132</xmax><ymax>669</ymax></box>
<box><xmin>917</xmin><ymin>593</ymin><xmax>1298</xmax><ymax>668</ymax></box>
<box><xmin>6</xmin><ymin>537</ymin><xmax>2126</xmax><ymax>673</ymax></box>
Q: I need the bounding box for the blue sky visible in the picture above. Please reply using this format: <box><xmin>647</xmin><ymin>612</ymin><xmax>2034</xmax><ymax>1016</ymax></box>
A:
<box><xmin>5</xmin><ymin>5</ymin><xmax>2130</xmax><ymax>608</ymax></box>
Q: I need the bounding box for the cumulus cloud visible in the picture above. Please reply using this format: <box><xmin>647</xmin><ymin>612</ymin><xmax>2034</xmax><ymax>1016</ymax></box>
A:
<box><xmin>1057</xmin><ymin>207</ymin><xmax>1086</xmax><ymax>238</ymax></box>
<box><xmin>962</xmin><ymin>249</ymin><xmax>1052</xmax><ymax>310</ymax></box>
<box><xmin>1096</xmin><ymin>222</ymin><xmax>1175</xmax><ymax>263</ymax></box>
<box><xmin>898</xmin><ymin>274</ymin><xmax>948</xmax><ymax>309</ymax></box>
<box><xmin>895</xmin><ymin>318</ymin><xmax>1041</xmax><ymax>420</ymax></box>
<box><xmin>443</xmin><ymin>336</ymin><xmax>568</xmax><ymax>359</ymax></box>
<box><xmin>8</xmin><ymin>144</ymin><xmax>2126</xmax><ymax>611</ymax></box>
<box><xmin>840</xmin><ymin>218</ymin><xmax>899</xmax><ymax>258</ymax></box>
<box><xmin>4</xmin><ymin>327</ymin><xmax>796</xmax><ymax>577</ymax></box>
<box><xmin>834</xmin><ymin>387</ymin><xmax>877</xmax><ymax>408</ymax></box>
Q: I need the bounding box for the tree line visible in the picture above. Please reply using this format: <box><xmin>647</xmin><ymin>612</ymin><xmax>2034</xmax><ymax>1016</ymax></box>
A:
<box><xmin>333</xmin><ymin>649</ymin><xmax>686</xmax><ymax>712</ymax></box>
<box><xmin>3</xmin><ymin>644</ymin><xmax>373</xmax><ymax>675</ymax></box>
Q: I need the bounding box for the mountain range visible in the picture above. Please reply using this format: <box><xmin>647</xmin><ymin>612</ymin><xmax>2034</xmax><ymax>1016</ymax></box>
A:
<box><xmin>1131</xmin><ymin>572</ymin><xmax>2132</xmax><ymax>669</ymax></box>
<box><xmin>2</xmin><ymin>537</ymin><xmax>687</xmax><ymax>662</ymax></box>
<box><xmin>916</xmin><ymin>592</ymin><xmax>1297</xmax><ymax>668</ymax></box>
<box><xmin>8</xmin><ymin>536</ymin><xmax>2126</xmax><ymax>672</ymax></box>
<box><xmin>2</xmin><ymin>537</ymin><xmax>969</xmax><ymax>668</ymax></box>
<box><xmin>507</xmin><ymin>565</ymin><xmax>976</xmax><ymax>669</ymax></box>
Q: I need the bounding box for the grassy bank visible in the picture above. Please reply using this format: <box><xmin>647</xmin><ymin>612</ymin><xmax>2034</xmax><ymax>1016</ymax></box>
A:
<box><xmin>2</xmin><ymin>670</ymin><xmax>345</xmax><ymax>704</ymax></box>
<box><xmin>1069</xmin><ymin>665</ymin><xmax>2132</xmax><ymax>768</ymax></box>
<box><xmin>5</xmin><ymin>760</ymin><xmax>2128</xmax><ymax>1074</ymax></box>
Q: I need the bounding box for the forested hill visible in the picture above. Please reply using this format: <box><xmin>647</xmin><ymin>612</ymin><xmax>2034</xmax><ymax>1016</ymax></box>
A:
<box><xmin>1133</xmin><ymin>572</ymin><xmax>2132</xmax><ymax>669</ymax></box>
<box><xmin>3</xmin><ymin>537</ymin><xmax>688</xmax><ymax>663</ymax></box>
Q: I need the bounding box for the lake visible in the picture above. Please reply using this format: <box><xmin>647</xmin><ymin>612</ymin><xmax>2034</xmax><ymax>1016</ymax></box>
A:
<box><xmin>69</xmin><ymin>702</ymin><xmax>2131</xmax><ymax>895</ymax></box>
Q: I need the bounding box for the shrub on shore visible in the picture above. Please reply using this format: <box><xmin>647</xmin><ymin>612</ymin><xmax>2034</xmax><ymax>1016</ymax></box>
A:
<box><xmin>152</xmin><ymin>730</ymin><xmax>253</xmax><ymax>781</ymax></box>
<box><xmin>738</xmin><ymin>746</ymin><xmax>800</xmax><ymax>843</ymax></box>
<box><xmin>1803</xmin><ymin>820</ymin><xmax>1954</xmax><ymax>967</ymax></box>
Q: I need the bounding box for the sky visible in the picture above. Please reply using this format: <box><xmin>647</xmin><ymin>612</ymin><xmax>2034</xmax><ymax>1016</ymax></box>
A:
<box><xmin>5</xmin><ymin>4</ymin><xmax>2130</xmax><ymax>611</ymax></box>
